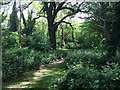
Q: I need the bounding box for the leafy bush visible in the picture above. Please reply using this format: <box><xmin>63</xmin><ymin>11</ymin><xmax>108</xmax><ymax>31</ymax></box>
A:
<box><xmin>2</xmin><ymin>30</ymin><xmax>19</xmax><ymax>49</ymax></box>
<box><xmin>29</xmin><ymin>32</ymin><xmax>50</xmax><ymax>51</ymax></box>
<box><xmin>100</xmin><ymin>63</ymin><xmax>120</xmax><ymax>89</ymax></box>
<box><xmin>54</xmin><ymin>50</ymin><xmax>68</xmax><ymax>59</ymax></box>
<box><xmin>63</xmin><ymin>49</ymin><xmax>105</xmax><ymax>68</ymax></box>
<box><xmin>41</xmin><ymin>50</ymin><xmax>69</xmax><ymax>64</ymax></box>
<box><xmin>58</xmin><ymin>63</ymin><xmax>120</xmax><ymax>90</ymax></box>
<box><xmin>2</xmin><ymin>48</ymin><xmax>41</xmax><ymax>82</ymax></box>
<box><xmin>65</xmin><ymin>42</ymin><xmax>77</xmax><ymax>49</ymax></box>
<box><xmin>41</xmin><ymin>52</ymin><xmax>57</xmax><ymax>64</ymax></box>
<box><xmin>58</xmin><ymin>64</ymin><xmax>99</xmax><ymax>90</ymax></box>
<box><xmin>23</xmin><ymin>50</ymin><xmax>42</xmax><ymax>70</ymax></box>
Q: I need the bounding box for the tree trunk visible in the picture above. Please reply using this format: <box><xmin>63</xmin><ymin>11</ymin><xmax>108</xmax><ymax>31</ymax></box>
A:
<box><xmin>61</xmin><ymin>27</ymin><xmax>64</xmax><ymax>48</ymax></box>
<box><xmin>107</xmin><ymin>41</ymin><xmax>118</xmax><ymax>58</ymax></box>
<box><xmin>107</xmin><ymin>22</ymin><xmax>120</xmax><ymax>58</ymax></box>
<box><xmin>19</xmin><ymin>2</ymin><xmax>22</xmax><ymax>48</ymax></box>
<box><xmin>60</xmin><ymin>24</ymin><xmax>65</xmax><ymax>48</ymax></box>
<box><xmin>48</xmin><ymin>27</ymin><xmax>56</xmax><ymax>50</ymax></box>
<box><xmin>0</xmin><ymin>5</ymin><xmax>2</xmax><ymax>89</ymax></box>
<box><xmin>107</xmin><ymin>2</ymin><xmax>120</xmax><ymax>58</ymax></box>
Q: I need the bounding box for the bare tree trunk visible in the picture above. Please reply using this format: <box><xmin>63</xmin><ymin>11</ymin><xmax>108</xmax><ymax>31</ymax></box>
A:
<box><xmin>19</xmin><ymin>2</ymin><xmax>22</xmax><ymax>48</ymax></box>
<box><xmin>0</xmin><ymin>5</ymin><xmax>2</xmax><ymax>90</ymax></box>
<box><xmin>60</xmin><ymin>24</ymin><xmax>65</xmax><ymax>48</ymax></box>
<box><xmin>61</xmin><ymin>27</ymin><xmax>64</xmax><ymax>48</ymax></box>
<box><xmin>48</xmin><ymin>27</ymin><xmax>56</xmax><ymax>50</ymax></box>
<box><xmin>72</xmin><ymin>29</ymin><xmax>75</xmax><ymax>42</ymax></box>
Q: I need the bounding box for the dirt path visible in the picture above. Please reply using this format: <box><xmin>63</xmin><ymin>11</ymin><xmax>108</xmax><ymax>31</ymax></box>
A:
<box><xmin>3</xmin><ymin>59</ymin><xmax>65</xmax><ymax>89</ymax></box>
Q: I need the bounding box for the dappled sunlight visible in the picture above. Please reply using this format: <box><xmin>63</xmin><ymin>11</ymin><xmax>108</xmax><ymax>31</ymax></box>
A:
<box><xmin>4</xmin><ymin>59</ymin><xmax>65</xmax><ymax>89</ymax></box>
<box><xmin>6</xmin><ymin>81</ymin><xmax>31</xmax><ymax>88</ymax></box>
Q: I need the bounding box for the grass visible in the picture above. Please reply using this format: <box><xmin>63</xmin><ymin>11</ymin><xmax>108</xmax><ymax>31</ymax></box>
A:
<box><xmin>3</xmin><ymin>59</ymin><xmax>66</xmax><ymax>90</ymax></box>
<box><xmin>27</xmin><ymin>68</ymin><xmax>65</xmax><ymax>90</ymax></box>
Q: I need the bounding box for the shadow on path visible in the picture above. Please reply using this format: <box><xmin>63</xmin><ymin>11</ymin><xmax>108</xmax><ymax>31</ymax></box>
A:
<box><xmin>3</xmin><ymin>59</ymin><xmax>65</xmax><ymax>89</ymax></box>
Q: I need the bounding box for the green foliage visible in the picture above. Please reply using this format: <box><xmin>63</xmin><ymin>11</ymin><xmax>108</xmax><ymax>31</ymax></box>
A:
<box><xmin>65</xmin><ymin>42</ymin><xmax>77</xmax><ymax>49</ymax></box>
<box><xmin>41</xmin><ymin>53</ymin><xmax>57</xmax><ymax>64</ymax></box>
<box><xmin>58</xmin><ymin>63</ymin><xmax>120</xmax><ymax>90</ymax></box>
<box><xmin>29</xmin><ymin>32</ymin><xmax>50</xmax><ymax>51</ymax></box>
<box><xmin>76</xmin><ymin>21</ymin><xmax>104</xmax><ymax>49</ymax></box>
<box><xmin>21</xmin><ymin>35</ymin><xmax>28</xmax><ymax>47</ymax></box>
<box><xmin>2</xmin><ymin>30</ymin><xmax>19</xmax><ymax>49</ymax></box>
<box><xmin>23</xmin><ymin>10</ymin><xmax>36</xmax><ymax>36</ymax></box>
<box><xmin>63</xmin><ymin>49</ymin><xmax>106</xmax><ymax>68</ymax></box>
<box><xmin>54</xmin><ymin>50</ymin><xmax>68</xmax><ymax>59</ymax></box>
<box><xmin>100</xmin><ymin>63</ymin><xmax>120</xmax><ymax>89</ymax></box>
<box><xmin>58</xmin><ymin>64</ymin><xmax>99</xmax><ymax>90</ymax></box>
<box><xmin>9</xmin><ymin>1</ymin><xmax>19</xmax><ymax>32</ymax></box>
<box><xmin>2</xmin><ymin>48</ymin><xmax>41</xmax><ymax>82</ymax></box>
<box><xmin>41</xmin><ymin>50</ymin><xmax>68</xmax><ymax>64</ymax></box>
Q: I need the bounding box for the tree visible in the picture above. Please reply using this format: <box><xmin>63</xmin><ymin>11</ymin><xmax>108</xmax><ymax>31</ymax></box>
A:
<box><xmin>0</xmin><ymin>0</ymin><xmax>12</xmax><ymax>89</ymax></box>
<box><xmin>84</xmin><ymin>2</ymin><xmax>120</xmax><ymax>58</ymax></box>
<box><xmin>107</xmin><ymin>2</ymin><xmax>120</xmax><ymax>57</ymax></box>
<box><xmin>0</xmin><ymin>6</ymin><xmax>2</xmax><ymax>90</ymax></box>
<box><xmin>14</xmin><ymin>0</ymin><xmax>34</xmax><ymax>47</ymax></box>
<box><xmin>42</xmin><ymin>1</ymin><xmax>86</xmax><ymax>50</ymax></box>
<box><xmin>9</xmin><ymin>0</ymin><xmax>19</xmax><ymax>32</ymax></box>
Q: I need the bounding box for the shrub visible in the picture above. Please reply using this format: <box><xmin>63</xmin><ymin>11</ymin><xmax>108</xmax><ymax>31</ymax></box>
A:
<box><xmin>2</xmin><ymin>30</ymin><xmax>19</xmax><ymax>49</ymax></box>
<box><xmin>100</xmin><ymin>63</ymin><xmax>120</xmax><ymax>89</ymax></box>
<box><xmin>41</xmin><ymin>52</ymin><xmax>57</xmax><ymax>64</ymax></box>
<box><xmin>65</xmin><ymin>42</ymin><xmax>77</xmax><ymax>49</ymax></box>
<box><xmin>41</xmin><ymin>50</ymin><xmax>69</xmax><ymax>64</ymax></box>
<box><xmin>2</xmin><ymin>48</ymin><xmax>41</xmax><ymax>82</ymax></box>
<box><xmin>54</xmin><ymin>50</ymin><xmax>68</xmax><ymax>59</ymax></box>
<box><xmin>23</xmin><ymin>50</ymin><xmax>42</xmax><ymax>70</ymax></box>
<box><xmin>29</xmin><ymin>32</ymin><xmax>50</xmax><ymax>51</ymax></box>
<box><xmin>58</xmin><ymin>63</ymin><xmax>120</xmax><ymax>90</ymax></box>
<box><xmin>58</xmin><ymin>64</ymin><xmax>99</xmax><ymax>90</ymax></box>
<box><xmin>63</xmin><ymin>49</ymin><xmax>104</xmax><ymax>68</ymax></box>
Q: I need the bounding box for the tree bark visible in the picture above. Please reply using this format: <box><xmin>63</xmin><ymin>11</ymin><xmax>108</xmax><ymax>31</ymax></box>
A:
<box><xmin>107</xmin><ymin>2</ymin><xmax>120</xmax><ymax>58</ymax></box>
<box><xmin>61</xmin><ymin>27</ymin><xmax>64</xmax><ymax>48</ymax></box>
<box><xmin>0</xmin><ymin>5</ymin><xmax>2</xmax><ymax>90</ymax></box>
<box><xmin>43</xmin><ymin>2</ymin><xmax>84</xmax><ymax>50</ymax></box>
<box><xmin>48</xmin><ymin>26</ymin><xmax>56</xmax><ymax>50</ymax></box>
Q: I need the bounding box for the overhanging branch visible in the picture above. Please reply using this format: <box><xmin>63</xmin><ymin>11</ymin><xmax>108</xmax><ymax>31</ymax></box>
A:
<box><xmin>34</xmin><ymin>15</ymin><xmax>47</xmax><ymax>20</ymax></box>
<box><xmin>53</xmin><ymin>0</ymin><xmax>67</xmax><ymax>17</ymax></box>
<box><xmin>61</xmin><ymin>21</ymin><xmax>73</xmax><ymax>29</ymax></box>
<box><xmin>21</xmin><ymin>0</ymin><xmax>34</xmax><ymax>11</ymax></box>
<box><xmin>17</xmin><ymin>0</ymin><xmax>34</xmax><ymax>12</ymax></box>
<box><xmin>0</xmin><ymin>0</ymin><xmax>12</xmax><ymax>5</ymax></box>
<box><xmin>60</xmin><ymin>7</ymin><xmax>74</xmax><ymax>12</ymax></box>
<box><xmin>55</xmin><ymin>1</ymin><xmax>85</xmax><ymax>26</ymax></box>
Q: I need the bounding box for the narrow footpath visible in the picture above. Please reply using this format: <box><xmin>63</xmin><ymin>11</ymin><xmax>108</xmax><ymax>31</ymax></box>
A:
<box><xmin>3</xmin><ymin>59</ymin><xmax>65</xmax><ymax>89</ymax></box>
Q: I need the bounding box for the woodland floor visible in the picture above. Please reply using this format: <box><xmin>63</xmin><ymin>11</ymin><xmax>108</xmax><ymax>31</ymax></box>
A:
<box><xmin>3</xmin><ymin>59</ymin><xmax>65</xmax><ymax>90</ymax></box>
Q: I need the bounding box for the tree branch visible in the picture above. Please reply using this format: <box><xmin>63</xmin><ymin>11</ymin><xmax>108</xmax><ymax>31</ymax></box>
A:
<box><xmin>53</xmin><ymin>1</ymin><xmax>67</xmax><ymax>17</ymax></box>
<box><xmin>55</xmin><ymin>12</ymin><xmax>75</xmax><ymax>27</ymax></box>
<box><xmin>22</xmin><ymin>0</ymin><xmax>34</xmax><ymax>11</ymax></box>
<box><xmin>61</xmin><ymin>21</ymin><xmax>73</xmax><ymax>29</ymax></box>
<box><xmin>78</xmin><ymin>16</ymin><xmax>92</xmax><ymax>19</ymax></box>
<box><xmin>60</xmin><ymin>7</ymin><xmax>74</xmax><ymax>12</ymax></box>
<box><xmin>1</xmin><ymin>13</ymin><xmax>7</xmax><ymax>22</ymax></box>
<box><xmin>17</xmin><ymin>0</ymin><xmax>34</xmax><ymax>12</ymax></box>
<box><xmin>20</xmin><ymin>10</ymin><xmax>27</xmax><ymax>29</ymax></box>
<box><xmin>56</xmin><ymin>1</ymin><xmax>67</xmax><ymax>11</ymax></box>
<box><xmin>0</xmin><ymin>0</ymin><xmax>12</xmax><ymax>5</ymax></box>
<box><xmin>55</xmin><ymin>2</ymin><xmax>84</xmax><ymax>26</ymax></box>
<box><xmin>34</xmin><ymin>15</ymin><xmax>47</xmax><ymax>20</ymax></box>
